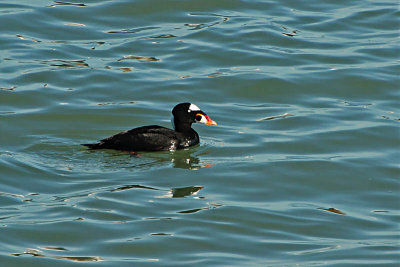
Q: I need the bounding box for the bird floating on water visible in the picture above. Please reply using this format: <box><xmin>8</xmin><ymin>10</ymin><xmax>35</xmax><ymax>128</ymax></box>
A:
<box><xmin>82</xmin><ymin>102</ymin><xmax>217</xmax><ymax>152</ymax></box>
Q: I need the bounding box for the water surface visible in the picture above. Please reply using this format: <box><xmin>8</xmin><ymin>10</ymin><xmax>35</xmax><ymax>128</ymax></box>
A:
<box><xmin>0</xmin><ymin>0</ymin><xmax>399</xmax><ymax>266</ymax></box>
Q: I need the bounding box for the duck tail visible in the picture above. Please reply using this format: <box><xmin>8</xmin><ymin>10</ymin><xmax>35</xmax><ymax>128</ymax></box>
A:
<box><xmin>82</xmin><ymin>143</ymin><xmax>102</xmax><ymax>149</ymax></box>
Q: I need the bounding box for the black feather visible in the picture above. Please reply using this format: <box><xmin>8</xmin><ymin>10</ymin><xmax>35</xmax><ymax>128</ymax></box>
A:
<box><xmin>81</xmin><ymin>103</ymin><xmax>215</xmax><ymax>152</ymax></box>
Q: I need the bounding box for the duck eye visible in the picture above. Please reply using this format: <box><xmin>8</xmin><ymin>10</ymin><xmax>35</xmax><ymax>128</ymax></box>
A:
<box><xmin>196</xmin><ymin>115</ymin><xmax>202</xmax><ymax>121</ymax></box>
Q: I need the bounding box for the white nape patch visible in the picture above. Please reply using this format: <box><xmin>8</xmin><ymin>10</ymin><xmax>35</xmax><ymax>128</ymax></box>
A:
<box><xmin>188</xmin><ymin>103</ymin><xmax>201</xmax><ymax>112</ymax></box>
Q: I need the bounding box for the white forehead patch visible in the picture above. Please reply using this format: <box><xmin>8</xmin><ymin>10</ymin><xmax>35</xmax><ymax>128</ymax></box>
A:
<box><xmin>188</xmin><ymin>103</ymin><xmax>201</xmax><ymax>112</ymax></box>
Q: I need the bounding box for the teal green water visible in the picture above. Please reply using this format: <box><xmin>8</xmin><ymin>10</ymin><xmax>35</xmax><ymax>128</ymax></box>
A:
<box><xmin>1</xmin><ymin>0</ymin><xmax>399</xmax><ymax>266</ymax></box>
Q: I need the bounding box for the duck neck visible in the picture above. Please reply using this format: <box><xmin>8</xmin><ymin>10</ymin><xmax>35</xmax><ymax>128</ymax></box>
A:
<box><xmin>171</xmin><ymin>117</ymin><xmax>193</xmax><ymax>133</ymax></box>
<box><xmin>174</xmin><ymin>122</ymin><xmax>193</xmax><ymax>133</ymax></box>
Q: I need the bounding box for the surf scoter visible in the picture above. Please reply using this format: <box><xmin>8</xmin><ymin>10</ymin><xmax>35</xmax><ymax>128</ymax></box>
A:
<box><xmin>82</xmin><ymin>102</ymin><xmax>217</xmax><ymax>152</ymax></box>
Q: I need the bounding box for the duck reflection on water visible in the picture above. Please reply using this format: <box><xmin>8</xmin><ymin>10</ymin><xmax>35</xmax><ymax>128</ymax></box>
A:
<box><xmin>111</xmin><ymin>184</ymin><xmax>204</xmax><ymax>198</ymax></box>
<box><xmin>85</xmin><ymin>144</ymin><xmax>215</xmax><ymax>171</ymax></box>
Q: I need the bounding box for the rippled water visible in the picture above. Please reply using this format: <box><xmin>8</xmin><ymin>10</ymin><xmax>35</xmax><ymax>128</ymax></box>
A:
<box><xmin>1</xmin><ymin>0</ymin><xmax>399</xmax><ymax>266</ymax></box>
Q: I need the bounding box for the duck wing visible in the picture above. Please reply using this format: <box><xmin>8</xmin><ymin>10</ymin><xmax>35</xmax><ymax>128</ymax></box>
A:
<box><xmin>83</xmin><ymin>125</ymin><xmax>180</xmax><ymax>151</ymax></box>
